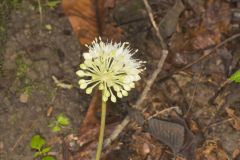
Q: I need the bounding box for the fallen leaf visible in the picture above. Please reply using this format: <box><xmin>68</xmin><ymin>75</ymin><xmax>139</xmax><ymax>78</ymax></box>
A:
<box><xmin>199</xmin><ymin>140</ymin><xmax>229</xmax><ymax>160</ymax></box>
<box><xmin>61</xmin><ymin>0</ymin><xmax>122</xmax><ymax>44</ymax></box>
<box><xmin>148</xmin><ymin>114</ymin><xmax>197</xmax><ymax>160</ymax></box>
<box><xmin>148</xmin><ymin>119</ymin><xmax>185</xmax><ymax>153</ymax></box>
<box><xmin>191</xmin><ymin>0</ymin><xmax>231</xmax><ymax>50</ymax></box>
<box><xmin>62</xmin><ymin>0</ymin><xmax>105</xmax><ymax>44</ymax></box>
<box><xmin>159</xmin><ymin>0</ymin><xmax>185</xmax><ymax>38</ymax></box>
<box><xmin>225</xmin><ymin>107</ymin><xmax>240</xmax><ymax>131</ymax></box>
<box><xmin>128</xmin><ymin>107</ymin><xmax>197</xmax><ymax>159</ymax></box>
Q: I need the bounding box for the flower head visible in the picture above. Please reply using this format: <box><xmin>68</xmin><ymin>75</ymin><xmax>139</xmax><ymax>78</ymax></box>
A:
<box><xmin>76</xmin><ymin>38</ymin><xmax>145</xmax><ymax>102</ymax></box>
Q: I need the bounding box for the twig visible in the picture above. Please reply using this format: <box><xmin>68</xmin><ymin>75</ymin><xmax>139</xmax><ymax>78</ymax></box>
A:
<box><xmin>204</xmin><ymin>118</ymin><xmax>233</xmax><ymax>131</ymax></box>
<box><xmin>104</xmin><ymin>0</ymin><xmax>169</xmax><ymax>148</ymax></box>
<box><xmin>184</xmin><ymin>67</ymin><xmax>203</xmax><ymax>118</ymax></box>
<box><xmin>147</xmin><ymin>106</ymin><xmax>180</xmax><ymax>120</ymax></box>
<box><xmin>142</xmin><ymin>0</ymin><xmax>167</xmax><ymax>49</ymax></box>
<box><xmin>37</xmin><ymin>0</ymin><xmax>43</xmax><ymax>25</ymax></box>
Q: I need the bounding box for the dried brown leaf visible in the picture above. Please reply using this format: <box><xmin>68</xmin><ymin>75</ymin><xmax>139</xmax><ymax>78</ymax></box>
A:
<box><xmin>148</xmin><ymin>119</ymin><xmax>185</xmax><ymax>153</ymax></box>
<box><xmin>192</xmin><ymin>0</ymin><xmax>231</xmax><ymax>50</ymax></box>
<box><xmin>198</xmin><ymin>140</ymin><xmax>230</xmax><ymax>160</ymax></box>
<box><xmin>62</xmin><ymin>0</ymin><xmax>104</xmax><ymax>44</ymax></box>
<box><xmin>62</xmin><ymin>0</ymin><xmax>122</xmax><ymax>45</ymax></box>
<box><xmin>148</xmin><ymin>114</ymin><xmax>197</xmax><ymax>160</ymax></box>
<box><xmin>225</xmin><ymin>107</ymin><xmax>240</xmax><ymax>131</ymax></box>
<box><xmin>159</xmin><ymin>0</ymin><xmax>185</xmax><ymax>38</ymax></box>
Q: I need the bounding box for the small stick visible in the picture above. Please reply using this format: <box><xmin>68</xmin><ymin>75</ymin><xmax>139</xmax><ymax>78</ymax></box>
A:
<box><xmin>142</xmin><ymin>0</ymin><xmax>167</xmax><ymax>50</ymax></box>
<box><xmin>204</xmin><ymin>118</ymin><xmax>233</xmax><ymax>131</ymax></box>
<box><xmin>184</xmin><ymin>68</ymin><xmax>203</xmax><ymax>118</ymax></box>
<box><xmin>147</xmin><ymin>106</ymin><xmax>180</xmax><ymax>120</ymax></box>
<box><xmin>37</xmin><ymin>0</ymin><xmax>43</xmax><ymax>25</ymax></box>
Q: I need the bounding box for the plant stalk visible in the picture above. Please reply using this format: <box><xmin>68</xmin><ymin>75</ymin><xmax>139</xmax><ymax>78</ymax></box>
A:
<box><xmin>95</xmin><ymin>98</ymin><xmax>107</xmax><ymax>160</ymax></box>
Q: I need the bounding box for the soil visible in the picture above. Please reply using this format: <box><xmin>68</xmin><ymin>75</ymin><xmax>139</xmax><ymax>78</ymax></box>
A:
<box><xmin>0</xmin><ymin>0</ymin><xmax>240</xmax><ymax>160</ymax></box>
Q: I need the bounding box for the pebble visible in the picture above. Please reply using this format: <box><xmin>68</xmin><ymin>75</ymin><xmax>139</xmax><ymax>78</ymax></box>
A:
<box><xmin>19</xmin><ymin>92</ymin><xmax>29</xmax><ymax>103</ymax></box>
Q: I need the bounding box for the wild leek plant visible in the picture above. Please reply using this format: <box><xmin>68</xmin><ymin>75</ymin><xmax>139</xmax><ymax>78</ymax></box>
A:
<box><xmin>76</xmin><ymin>38</ymin><xmax>145</xmax><ymax>160</ymax></box>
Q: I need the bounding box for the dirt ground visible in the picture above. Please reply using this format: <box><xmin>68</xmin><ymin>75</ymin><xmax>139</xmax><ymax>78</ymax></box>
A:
<box><xmin>0</xmin><ymin>0</ymin><xmax>240</xmax><ymax>160</ymax></box>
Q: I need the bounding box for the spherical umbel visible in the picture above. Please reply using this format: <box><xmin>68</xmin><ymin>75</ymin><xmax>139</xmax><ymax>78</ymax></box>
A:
<box><xmin>76</xmin><ymin>38</ymin><xmax>145</xmax><ymax>102</ymax></box>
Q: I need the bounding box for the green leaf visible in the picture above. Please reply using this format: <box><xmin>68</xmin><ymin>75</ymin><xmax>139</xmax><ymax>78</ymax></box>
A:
<box><xmin>52</xmin><ymin>125</ymin><xmax>61</xmax><ymax>132</ymax></box>
<box><xmin>47</xmin><ymin>0</ymin><xmax>60</xmax><ymax>9</ymax></box>
<box><xmin>229</xmin><ymin>70</ymin><xmax>240</xmax><ymax>83</ymax></box>
<box><xmin>30</xmin><ymin>135</ymin><xmax>45</xmax><ymax>150</ymax></box>
<box><xmin>42</xmin><ymin>156</ymin><xmax>56</xmax><ymax>160</ymax></box>
<box><xmin>56</xmin><ymin>114</ymin><xmax>70</xmax><ymax>126</ymax></box>
<box><xmin>41</xmin><ymin>147</ymin><xmax>52</xmax><ymax>154</ymax></box>
<box><xmin>34</xmin><ymin>151</ymin><xmax>43</xmax><ymax>158</ymax></box>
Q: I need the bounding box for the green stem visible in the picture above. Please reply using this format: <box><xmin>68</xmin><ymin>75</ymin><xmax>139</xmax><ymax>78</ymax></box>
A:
<box><xmin>95</xmin><ymin>98</ymin><xmax>107</xmax><ymax>160</ymax></box>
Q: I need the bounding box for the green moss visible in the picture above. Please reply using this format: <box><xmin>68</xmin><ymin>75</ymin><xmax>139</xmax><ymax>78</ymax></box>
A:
<box><xmin>15</xmin><ymin>56</ymin><xmax>35</xmax><ymax>96</ymax></box>
<box><xmin>16</xmin><ymin>56</ymin><xmax>28</xmax><ymax>78</ymax></box>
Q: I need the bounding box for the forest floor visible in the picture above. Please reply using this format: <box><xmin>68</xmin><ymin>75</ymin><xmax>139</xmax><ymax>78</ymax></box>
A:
<box><xmin>0</xmin><ymin>0</ymin><xmax>240</xmax><ymax>160</ymax></box>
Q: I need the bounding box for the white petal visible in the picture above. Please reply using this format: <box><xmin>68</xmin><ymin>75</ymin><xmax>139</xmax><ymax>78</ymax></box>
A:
<box><xmin>111</xmin><ymin>95</ymin><xmax>116</xmax><ymax>103</ymax></box>
<box><xmin>80</xmin><ymin>83</ymin><xmax>88</xmax><ymax>89</ymax></box>
<box><xmin>123</xmin><ymin>85</ymin><xmax>130</xmax><ymax>91</ymax></box>
<box><xmin>79</xmin><ymin>79</ymin><xmax>86</xmax><ymax>84</ymax></box>
<box><xmin>80</xmin><ymin>64</ymin><xmax>87</xmax><ymax>69</ymax></box>
<box><xmin>86</xmin><ymin>87</ymin><xmax>93</xmax><ymax>94</ymax></box>
<box><xmin>113</xmin><ymin>85</ymin><xmax>120</xmax><ymax>92</ymax></box>
<box><xmin>117</xmin><ymin>92</ymin><xmax>123</xmax><ymax>98</ymax></box>
<box><xmin>99</xmin><ymin>83</ymin><xmax>104</xmax><ymax>90</ymax></box>
<box><xmin>83</xmin><ymin>53</ymin><xmax>92</xmax><ymax>59</ymax></box>
<box><xmin>122</xmin><ymin>90</ymin><xmax>128</xmax><ymax>96</ymax></box>
<box><xmin>76</xmin><ymin>70</ymin><xmax>85</xmax><ymax>77</ymax></box>
<box><xmin>103</xmin><ymin>96</ymin><xmax>108</xmax><ymax>102</ymax></box>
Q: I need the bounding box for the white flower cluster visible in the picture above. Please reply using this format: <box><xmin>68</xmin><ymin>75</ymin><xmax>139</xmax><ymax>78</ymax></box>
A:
<box><xmin>76</xmin><ymin>38</ymin><xmax>145</xmax><ymax>102</ymax></box>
